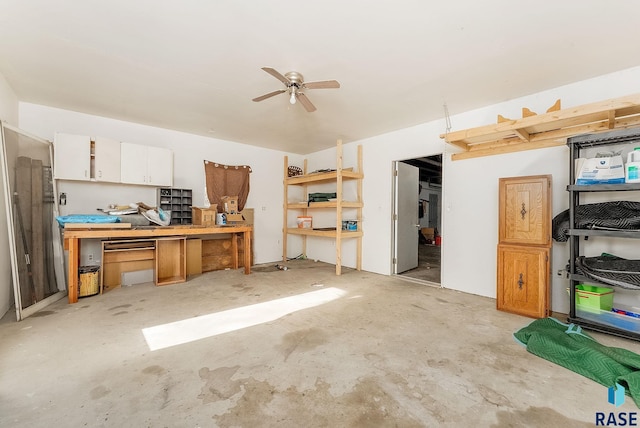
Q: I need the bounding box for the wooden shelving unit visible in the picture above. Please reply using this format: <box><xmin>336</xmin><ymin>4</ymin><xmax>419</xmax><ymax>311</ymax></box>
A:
<box><xmin>283</xmin><ymin>139</ymin><xmax>363</xmax><ymax>275</ymax></box>
<box><xmin>440</xmin><ymin>94</ymin><xmax>640</xmax><ymax>160</ymax></box>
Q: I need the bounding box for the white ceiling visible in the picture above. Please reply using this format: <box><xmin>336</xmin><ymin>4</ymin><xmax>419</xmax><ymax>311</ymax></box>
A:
<box><xmin>2</xmin><ymin>1</ymin><xmax>640</xmax><ymax>154</ymax></box>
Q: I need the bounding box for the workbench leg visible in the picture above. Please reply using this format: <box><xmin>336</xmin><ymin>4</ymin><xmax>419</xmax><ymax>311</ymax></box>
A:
<box><xmin>67</xmin><ymin>238</ymin><xmax>79</xmax><ymax>303</ymax></box>
<box><xmin>244</xmin><ymin>230</ymin><xmax>251</xmax><ymax>274</ymax></box>
<box><xmin>232</xmin><ymin>233</ymin><xmax>238</xmax><ymax>269</ymax></box>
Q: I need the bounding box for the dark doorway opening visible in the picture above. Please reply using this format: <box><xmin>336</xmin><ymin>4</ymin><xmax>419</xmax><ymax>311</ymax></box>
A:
<box><xmin>399</xmin><ymin>154</ymin><xmax>442</xmax><ymax>284</ymax></box>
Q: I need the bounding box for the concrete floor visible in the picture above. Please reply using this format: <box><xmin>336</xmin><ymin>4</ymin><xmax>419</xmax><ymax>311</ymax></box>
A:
<box><xmin>399</xmin><ymin>244</ymin><xmax>441</xmax><ymax>284</ymax></box>
<box><xmin>2</xmin><ymin>259</ymin><xmax>640</xmax><ymax>427</ymax></box>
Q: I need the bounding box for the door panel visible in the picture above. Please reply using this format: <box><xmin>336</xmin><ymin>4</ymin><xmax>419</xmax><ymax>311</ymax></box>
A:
<box><xmin>497</xmin><ymin>244</ymin><xmax>549</xmax><ymax>318</ymax></box>
<box><xmin>1</xmin><ymin>123</ymin><xmax>66</xmax><ymax>320</ymax></box>
<box><xmin>499</xmin><ymin>175</ymin><xmax>551</xmax><ymax>246</ymax></box>
<box><xmin>94</xmin><ymin>137</ymin><xmax>121</xmax><ymax>183</ymax></box>
<box><xmin>394</xmin><ymin>162</ymin><xmax>419</xmax><ymax>274</ymax></box>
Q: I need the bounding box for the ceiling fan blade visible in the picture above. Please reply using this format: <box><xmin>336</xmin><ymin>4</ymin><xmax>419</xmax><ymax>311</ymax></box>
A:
<box><xmin>252</xmin><ymin>89</ymin><xmax>286</xmax><ymax>102</ymax></box>
<box><xmin>297</xmin><ymin>92</ymin><xmax>316</xmax><ymax>112</ymax></box>
<box><xmin>261</xmin><ymin>67</ymin><xmax>290</xmax><ymax>85</ymax></box>
<box><xmin>304</xmin><ymin>80</ymin><xmax>340</xmax><ymax>90</ymax></box>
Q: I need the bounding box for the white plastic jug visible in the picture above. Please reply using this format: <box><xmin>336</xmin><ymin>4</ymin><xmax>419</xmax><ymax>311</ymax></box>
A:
<box><xmin>625</xmin><ymin>147</ymin><xmax>640</xmax><ymax>183</ymax></box>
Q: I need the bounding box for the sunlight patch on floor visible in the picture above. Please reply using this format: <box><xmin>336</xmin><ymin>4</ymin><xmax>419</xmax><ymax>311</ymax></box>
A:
<box><xmin>142</xmin><ymin>287</ymin><xmax>347</xmax><ymax>351</ymax></box>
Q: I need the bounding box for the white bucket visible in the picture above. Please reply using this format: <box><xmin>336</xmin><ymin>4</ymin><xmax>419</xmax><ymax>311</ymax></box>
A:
<box><xmin>626</xmin><ymin>148</ymin><xmax>640</xmax><ymax>183</ymax></box>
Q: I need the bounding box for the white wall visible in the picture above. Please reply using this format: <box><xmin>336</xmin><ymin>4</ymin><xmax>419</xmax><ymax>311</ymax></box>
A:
<box><xmin>9</xmin><ymin>66</ymin><xmax>640</xmax><ymax>317</ymax></box>
<box><xmin>18</xmin><ymin>103</ymin><xmax>289</xmax><ymax>266</ymax></box>
<box><xmin>324</xmin><ymin>66</ymin><xmax>640</xmax><ymax>314</ymax></box>
<box><xmin>0</xmin><ymin>72</ymin><xmax>19</xmax><ymax>318</ymax></box>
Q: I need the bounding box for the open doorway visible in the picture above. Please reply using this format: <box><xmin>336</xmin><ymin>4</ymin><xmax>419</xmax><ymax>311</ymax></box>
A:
<box><xmin>393</xmin><ymin>154</ymin><xmax>442</xmax><ymax>284</ymax></box>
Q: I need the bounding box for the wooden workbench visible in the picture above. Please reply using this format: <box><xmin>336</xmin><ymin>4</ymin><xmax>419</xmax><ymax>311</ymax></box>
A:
<box><xmin>63</xmin><ymin>224</ymin><xmax>253</xmax><ymax>304</ymax></box>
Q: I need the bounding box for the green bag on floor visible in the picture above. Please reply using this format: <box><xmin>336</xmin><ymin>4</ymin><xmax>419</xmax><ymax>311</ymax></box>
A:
<box><xmin>514</xmin><ymin>317</ymin><xmax>640</xmax><ymax>407</ymax></box>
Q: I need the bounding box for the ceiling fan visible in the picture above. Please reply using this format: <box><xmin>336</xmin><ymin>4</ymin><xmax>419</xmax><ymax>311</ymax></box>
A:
<box><xmin>252</xmin><ymin>67</ymin><xmax>340</xmax><ymax>112</ymax></box>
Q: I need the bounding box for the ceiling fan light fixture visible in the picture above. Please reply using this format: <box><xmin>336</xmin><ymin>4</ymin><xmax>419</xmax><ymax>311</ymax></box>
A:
<box><xmin>254</xmin><ymin>67</ymin><xmax>339</xmax><ymax>112</ymax></box>
<box><xmin>289</xmin><ymin>87</ymin><xmax>297</xmax><ymax>105</ymax></box>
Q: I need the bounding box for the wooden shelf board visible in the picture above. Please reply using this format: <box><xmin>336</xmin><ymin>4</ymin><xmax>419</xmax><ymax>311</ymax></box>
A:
<box><xmin>287</xmin><ymin>228</ymin><xmax>363</xmax><ymax>238</ymax></box>
<box><xmin>442</xmin><ymin>93</ymin><xmax>640</xmax><ymax>160</ymax></box>
<box><xmin>287</xmin><ymin>201</ymin><xmax>363</xmax><ymax>209</ymax></box>
<box><xmin>156</xmin><ymin>275</ymin><xmax>186</xmax><ymax>286</ymax></box>
<box><xmin>286</xmin><ymin>170</ymin><xmax>363</xmax><ymax>185</ymax></box>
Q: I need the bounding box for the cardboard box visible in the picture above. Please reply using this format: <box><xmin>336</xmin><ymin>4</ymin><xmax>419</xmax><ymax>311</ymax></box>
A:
<box><xmin>240</xmin><ymin>208</ymin><xmax>254</xmax><ymax>225</ymax></box>
<box><xmin>221</xmin><ymin>196</ymin><xmax>239</xmax><ymax>213</ymax></box>
<box><xmin>421</xmin><ymin>227</ymin><xmax>436</xmax><ymax>240</ymax></box>
<box><xmin>192</xmin><ymin>206</ymin><xmax>217</xmax><ymax>226</ymax></box>
<box><xmin>224</xmin><ymin>209</ymin><xmax>254</xmax><ymax>225</ymax></box>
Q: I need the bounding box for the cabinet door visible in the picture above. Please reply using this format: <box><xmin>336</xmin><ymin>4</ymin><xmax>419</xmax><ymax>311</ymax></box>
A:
<box><xmin>497</xmin><ymin>244</ymin><xmax>549</xmax><ymax>318</ymax></box>
<box><xmin>120</xmin><ymin>142</ymin><xmax>147</xmax><ymax>184</ymax></box>
<box><xmin>121</xmin><ymin>143</ymin><xmax>172</xmax><ymax>186</ymax></box>
<box><xmin>53</xmin><ymin>133</ymin><xmax>91</xmax><ymax>180</ymax></box>
<box><xmin>146</xmin><ymin>146</ymin><xmax>173</xmax><ymax>186</ymax></box>
<box><xmin>93</xmin><ymin>137</ymin><xmax>121</xmax><ymax>182</ymax></box>
<box><xmin>499</xmin><ymin>175</ymin><xmax>551</xmax><ymax>245</ymax></box>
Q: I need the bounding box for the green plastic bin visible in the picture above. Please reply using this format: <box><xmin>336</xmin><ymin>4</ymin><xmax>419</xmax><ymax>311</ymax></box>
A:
<box><xmin>575</xmin><ymin>284</ymin><xmax>614</xmax><ymax>312</ymax></box>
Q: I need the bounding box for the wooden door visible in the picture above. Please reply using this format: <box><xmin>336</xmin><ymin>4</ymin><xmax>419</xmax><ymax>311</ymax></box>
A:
<box><xmin>498</xmin><ymin>175</ymin><xmax>551</xmax><ymax>246</ymax></box>
<box><xmin>497</xmin><ymin>174</ymin><xmax>551</xmax><ymax>318</ymax></box>
<box><xmin>497</xmin><ymin>244</ymin><xmax>549</xmax><ymax>318</ymax></box>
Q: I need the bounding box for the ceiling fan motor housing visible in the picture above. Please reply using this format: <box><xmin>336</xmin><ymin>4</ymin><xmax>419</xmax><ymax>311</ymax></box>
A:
<box><xmin>284</xmin><ymin>71</ymin><xmax>304</xmax><ymax>88</ymax></box>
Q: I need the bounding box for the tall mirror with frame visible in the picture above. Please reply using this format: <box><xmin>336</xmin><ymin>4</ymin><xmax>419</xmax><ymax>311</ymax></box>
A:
<box><xmin>0</xmin><ymin>122</ymin><xmax>66</xmax><ymax>320</ymax></box>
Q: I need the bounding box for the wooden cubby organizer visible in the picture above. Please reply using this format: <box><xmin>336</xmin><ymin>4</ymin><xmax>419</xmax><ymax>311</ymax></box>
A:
<box><xmin>283</xmin><ymin>139</ymin><xmax>363</xmax><ymax>275</ymax></box>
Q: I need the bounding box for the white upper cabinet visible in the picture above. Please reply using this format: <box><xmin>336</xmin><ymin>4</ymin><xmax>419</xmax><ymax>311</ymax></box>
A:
<box><xmin>53</xmin><ymin>133</ymin><xmax>172</xmax><ymax>186</ymax></box>
<box><xmin>120</xmin><ymin>142</ymin><xmax>173</xmax><ymax>186</ymax></box>
<box><xmin>93</xmin><ymin>137</ymin><xmax>121</xmax><ymax>183</ymax></box>
<box><xmin>53</xmin><ymin>133</ymin><xmax>91</xmax><ymax>180</ymax></box>
<box><xmin>146</xmin><ymin>146</ymin><xmax>173</xmax><ymax>186</ymax></box>
<box><xmin>120</xmin><ymin>142</ymin><xmax>147</xmax><ymax>184</ymax></box>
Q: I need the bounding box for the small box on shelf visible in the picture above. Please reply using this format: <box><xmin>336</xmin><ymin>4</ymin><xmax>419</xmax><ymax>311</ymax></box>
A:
<box><xmin>221</xmin><ymin>196</ymin><xmax>239</xmax><ymax>213</ymax></box>
<box><xmin>192</xmin><ymin>206</ymin><xmax>217</xmax><ymax>226</ymax></box>
<box><xmin>297</xmin><ymin>216</ymin><xmax>312</xmax><ymax>229</ymax></box>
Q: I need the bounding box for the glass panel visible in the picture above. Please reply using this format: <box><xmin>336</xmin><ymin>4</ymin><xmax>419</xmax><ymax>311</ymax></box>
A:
<box><xmin>0</xmin><ymin>123</ymin><xmax>65</xmax><ymax>320</ymax></box>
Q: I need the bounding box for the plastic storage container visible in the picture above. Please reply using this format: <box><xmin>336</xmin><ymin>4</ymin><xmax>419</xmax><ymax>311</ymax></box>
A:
<box><xmin>576</xmin><ymin>306</ymin><xmax>640</xmax><ymax>333</ymax></box>
<box><xmin>625</xmin><ymin>147</ymin><xmax>640</xmax><ymax>183</ymax></box>
<box><xmin>575</xmin><ymin>284</ymin><xmax>614</xmax><ymax>312</ymax></box>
